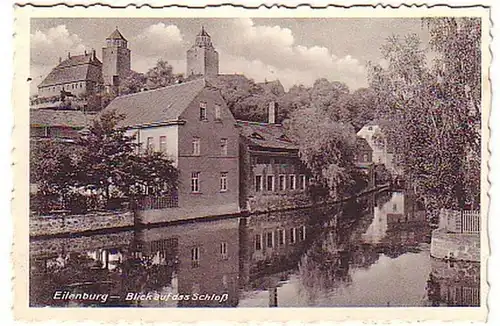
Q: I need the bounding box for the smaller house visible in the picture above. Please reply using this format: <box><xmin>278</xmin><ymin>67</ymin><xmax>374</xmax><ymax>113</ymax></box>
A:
<box><xmin>354</xmin><ymin>137</ymin><xmax>373</xmax><ymax>169</ymax></box>
<box><xmin>238</xmin><ymin>102</ymin><xmax>310</xmax><ymax>212</ymax></box>
<box><xmin>357</xmin><ymin>120</ymin><xmax>397</xmax><ymax>174</ymax></box>
<box><xmin>30</xmin><ymin>109</ymin><xmax>95</xmax><ymax>143</ymax></box>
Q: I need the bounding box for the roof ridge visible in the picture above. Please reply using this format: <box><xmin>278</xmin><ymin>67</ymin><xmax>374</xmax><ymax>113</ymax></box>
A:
<box><xmin>115</xmin><ymin>78</ymin><xmax>206</xmax><ymax>100</ymax></box>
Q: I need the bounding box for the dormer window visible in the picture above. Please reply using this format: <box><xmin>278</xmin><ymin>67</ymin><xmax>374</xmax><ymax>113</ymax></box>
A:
<box><xmin>250</xmin><ymin>132</ymin><xmax>264</xmax><ymax>140</ymax></box>
<box><xmin>199</xmin><ymin>102</ymin><xmax>207</xmax><ymax>120</ymax></box>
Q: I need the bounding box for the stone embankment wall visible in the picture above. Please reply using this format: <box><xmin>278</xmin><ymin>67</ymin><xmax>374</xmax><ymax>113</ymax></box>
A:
<box><xmin>430</xmin><ymin>228</ymin><xmax>480</xmax><ymax>262</ymax></box>
<box><xmin>30</xmin><ymin>211</ymin><xmax>134</xmax><ymax>237</ymax></box>
<box><xmin>30</xmin><ymin>230</ymin><xmax>134</xmax><ymax>257</ymax></box>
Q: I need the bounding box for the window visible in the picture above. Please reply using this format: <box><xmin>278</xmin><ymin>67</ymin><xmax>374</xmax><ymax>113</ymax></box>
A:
<box><xmin>290</xmin><ymin>228</ymin><xmax>297</xmax><ymax>244</ymax></box>
<box><xmin>279</xmin><ymin>175</ymin><xmax>286</xmax><ymax>191</ymax></box>
<box><xmin>266</xmin><ymin>232</ymin><xmax>274</xmax><ymax>248</ymax></box>
<box><xmin>363</xmin><ymin>154</ymin><xmax>369</xmax><ymax>162</ymax></box>
<box><xmin>289</xmin><ymin>175</ymin><xmax>296</xmax><ymax>190</ymax></box>
<box><xmin>353</xmin><ymin>154</ymin><xmax>358</xmax><ymax>161</ymax></box>
<box><xmin>199</xmin><ymin>102</ymin><xmax>207</xmax><ymax>120</ymax></box>
<box><xmin>146</xmin><ymin>137</ymin><xmax>154</xmax><ymax>151</ymax></box>
<box><xmin>220</xmin><ymin>172</ymin><xmax>228</xmax><ymax>192</ymax></box>
<box><xmin>191</xmin><ymin>247</ymin><xmax>200</xmax><ymax>268</ymax></box>
<box><xmin>215</xmin><ymin>104</ymin><xmax>221</xmax><ymax>120</ymax></box>
<box><xmin>299</xmin><ymin>175</ymin><xmax>306</xmax><ymax>190</ymax></box>
<box><xmin>300</xmin><ymin>226</ymin><xmax>306</xmax><ymax>241</ymax></box>
<box><xmin>255</xmin><ymin>234</ymin><xmax>262</xmax><ymax>251</ymax></box>
<box><xmin>220</xmin><ymin>138</ymin><xmax>228</xmax><ymax>156</ymax></box>
<box><xmin>266</xmin><ymin>175</ymin><xmax>274</xmax><ymax>192</ymax></box>
<box><xmin>191</xmin><ymin>172</ymin><xmax>200</xmax><ymax>193</ymax></box>
<box><xmin>368</xmin><ymin>126</ymin><xmax>373</xmax><ymax>131</ymax></box>
<box><xmin>256</xmin><ymin>157</ymin><xmax>270</xmax><ymax>164</ymax></box>
<box><xmin>220</xmin><ymin>242</ymin><xmax>228</xmax><ymax>260</ymax></box>
<box><xmin>255</xmin><ymin>175</ymin><xmax>263</xmax><ymax>192</ymax></box>
<box><xmin>277</xmin><ymin>229</ymin><xmax>285</xmax><ymax>246</ymax></box>
<box><xmin>393</xmin><ymin>203</ymin><xmax>398</xmax><ymax>212</ymax></box>
<box><xmin>159</xmin><ymin>136</ymin><xmax>167</xmax><ymax>152</ymax></box>
<box><xmin>192</xmin><ymin>137</ymin><xmax>200</xmax><ymax>156</ymax></box>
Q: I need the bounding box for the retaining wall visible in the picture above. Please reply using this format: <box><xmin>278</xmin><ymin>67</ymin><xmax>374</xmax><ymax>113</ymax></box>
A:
<box><xmin>30</xmin><ymin>211</ymin><xmax>134</xmax><ymax>237</ymax></box>
<box><xmin>430</xmin><ymin>228</ymin><xmax>480</xmax><ymax>262</ymax></box>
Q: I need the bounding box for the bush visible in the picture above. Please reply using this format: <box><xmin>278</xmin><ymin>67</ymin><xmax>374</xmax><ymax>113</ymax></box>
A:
<box><xmin>65</xmin><ymin>192</ymin><xmax>89</xmax><ymax>214</ymax></box>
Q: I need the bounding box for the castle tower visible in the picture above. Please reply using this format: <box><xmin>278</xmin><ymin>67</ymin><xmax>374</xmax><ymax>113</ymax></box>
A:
<box><xmin>102</xmin><ymin>28</ymin><xmax>131</xmax><ymax>92</ymax></box>
<box><xmin>186</xmin><ymin>26</ymin><xmax>219</xmax><ymax>77</ymax></box>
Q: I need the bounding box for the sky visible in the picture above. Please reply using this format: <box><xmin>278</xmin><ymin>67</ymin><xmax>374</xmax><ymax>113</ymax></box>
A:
<box><xmin>30</xmin><ymin>18</ymin><xmax>432</xmax><ymax>94</ymax></box>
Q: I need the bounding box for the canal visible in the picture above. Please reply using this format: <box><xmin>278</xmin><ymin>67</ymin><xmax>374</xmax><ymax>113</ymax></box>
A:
<box><xmin>29</xmin><ymin>191</ymin><xmax>480</xmax><ymax>307</ymax></box>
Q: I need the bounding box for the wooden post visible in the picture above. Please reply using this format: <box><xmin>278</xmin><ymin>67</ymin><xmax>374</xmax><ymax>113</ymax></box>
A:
<box><xmin>268</xmin><ymin>287</ymin><xmax>278</xmax><ymax>307</ymax></box>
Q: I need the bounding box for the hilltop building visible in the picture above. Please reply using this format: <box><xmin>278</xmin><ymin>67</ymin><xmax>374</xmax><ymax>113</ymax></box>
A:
<box><xmin>37</xmin><ymin>50</ymin><xmax>103</xmax><ymax>100</ymax></box>
<box><xmin>34</xmin><ymin>28</ymin><xmax>131</xmax><ymax>106</ymax></box>
<box><xmin>186</xmin><ymin>27</ymin><xmax>219</xmax><ymax>78</ymax></box>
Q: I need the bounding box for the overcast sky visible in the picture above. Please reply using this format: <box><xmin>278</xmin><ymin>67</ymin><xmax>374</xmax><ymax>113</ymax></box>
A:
<box><xmin>30</xmin><ymin>18</ymin><xmax>432</xmax><ymax>94</ymax></box>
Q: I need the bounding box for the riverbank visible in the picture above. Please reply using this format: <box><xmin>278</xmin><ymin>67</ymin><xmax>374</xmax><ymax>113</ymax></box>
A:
<box><xmin>29</xmin><ymin>184</ymin><xmax>391</xmax><ymax>237</ymax></box>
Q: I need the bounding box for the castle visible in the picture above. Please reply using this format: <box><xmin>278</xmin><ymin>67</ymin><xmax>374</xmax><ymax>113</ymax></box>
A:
<box><xmin>37</xmin><ymin>28</ymin><xmax>131</xmax><ymax>99</ymax></box>
<box><xmin>36</xmin><ymin>26</ymin><xmax>220</xmax><ymax>101</ymax></box>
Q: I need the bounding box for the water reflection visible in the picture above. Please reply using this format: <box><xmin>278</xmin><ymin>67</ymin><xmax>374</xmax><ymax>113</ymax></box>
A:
<box><xmin>29</xmin><ymin>191</ymin><xmax>480</xmax><ymax>307</ymax></box>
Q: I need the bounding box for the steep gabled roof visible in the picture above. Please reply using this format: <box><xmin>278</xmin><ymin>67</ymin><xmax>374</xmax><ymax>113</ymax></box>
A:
<box><xmin>237</xmin><ymin>120</ymin><xmax>298</xmax><ymax>151</ymax></box>
<box><xmin>38</xmin><ymin>54</ymin><xmax>102</xmax><ymax>88</ymax></box>
<box><xmin>107</xmin><ymin>28</ymin><xmax>127</xmax><ymax>41</ymax></box>
<box><xmin>30</xmin><ymin>109</ymin><xmax>96</xmax><ymax>128</ymax></box>
<box><xmin>103</xmin><ymin>78</ymin><xmax>207</xmax><ymax>128</ymax></box>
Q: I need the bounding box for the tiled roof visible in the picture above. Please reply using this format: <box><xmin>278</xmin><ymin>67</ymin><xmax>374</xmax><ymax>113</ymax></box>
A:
<box><xmin>107</xmin><ymin>28</ymin><xmax>127</xmax><ymax>41</ymax></box>
<box><xmin>236</xmin><ymin>120</ymin><xmax>298</xmax><ymax>151</ymax></box>
<box><xmin>38</xmin><ymin>54</ymin><xmax>102</xmax><ymax>88</ymax></box>
<box><xmin>30</xmin><ymin>109</ymin><xmax>96</xmax><ymax>128</ymax></box>
<box><xmin>103</xmin><ymin>78</ymin><xmax>207</xmax><ymax>128</ymax></box>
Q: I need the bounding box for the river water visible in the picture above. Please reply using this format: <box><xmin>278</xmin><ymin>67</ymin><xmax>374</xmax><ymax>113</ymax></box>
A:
<box><xmin>29</xmin><ymin>191</ymin><xmax>480</xmax><ymax>307</ymax></box>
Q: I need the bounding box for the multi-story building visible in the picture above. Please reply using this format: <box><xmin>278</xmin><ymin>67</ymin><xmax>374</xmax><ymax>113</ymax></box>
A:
<box><xmin>36</xmin><ymin>50</ymin><xmax>103</xmax><ymax>100</ymax></box>
<box><xmin>186</xmin><ymin>27</ymin><xmax>219</xmax><ymax>78</ymax></box>
<box><xmin>103</xmin><ymin>78</ymin><xmax>240</xmax><ymax>223</ymax></box>
<box><xmin>237</xmin><ymin>102</ymin><xmax>310</xmax><ymax>212</ymax></box>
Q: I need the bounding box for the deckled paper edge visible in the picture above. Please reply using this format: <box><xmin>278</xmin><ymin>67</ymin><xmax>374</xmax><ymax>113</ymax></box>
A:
<box><xmin>10</xmin><ymin>3</ymin><xmax>492</xmax><ymax>323</ymax></box>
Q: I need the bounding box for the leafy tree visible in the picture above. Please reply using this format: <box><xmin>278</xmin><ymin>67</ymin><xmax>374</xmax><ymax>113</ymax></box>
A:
<box><xmin>119</xmin><ymin>70</ymin><xmax>147</xmax><ymax>95</ymax></box>
<box><xmin>144</xmin><ymin>59</ymin><xmax>183</xmax><ymax>90</ymax></box>
<box><xmin>284</xmin><ymin>107</ymin><xmax>358</xmax><ymax>199</ymax></box>
<box><xmin>368</xmin><ymin>18</ymin><xmax>481</xmax><ymax>210</ymax></box>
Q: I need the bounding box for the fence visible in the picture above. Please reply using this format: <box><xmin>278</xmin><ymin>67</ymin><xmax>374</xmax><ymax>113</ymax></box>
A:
<box><xmin>134</xmin><ymin>195</ymin><xmax>179</xmax><ymax>210</ymax></box>
<box><xmin>440</xmin><ymin>209</ymin><xmax>480</xmax><ymax>234</ymax></box>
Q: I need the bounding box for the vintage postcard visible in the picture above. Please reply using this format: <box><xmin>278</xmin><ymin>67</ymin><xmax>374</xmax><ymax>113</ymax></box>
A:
<box><xmin>12</xmin><ymin>2</ymin><xmax>490</xmax><ymax>323</ymax></box>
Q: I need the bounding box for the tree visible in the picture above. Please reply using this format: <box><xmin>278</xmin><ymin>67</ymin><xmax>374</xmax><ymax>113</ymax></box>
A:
<box><xmin>144</xmin><ymin>59</ymin><xmax>182</xmax><ymax>90</ymax></box>
<box><xmin>368</xmin><ymin>18</ymin><xmax>481</xmax><ymax>210</ymax></box>
<box><xmin>119</xmin><ymin>71</ymin><xmax>147</xmax><ymax>95</ymax></box>
<box><xmin>284</xmin><ymin>107</ymin><xmax>359</xmax><ymax>199</ymax></box>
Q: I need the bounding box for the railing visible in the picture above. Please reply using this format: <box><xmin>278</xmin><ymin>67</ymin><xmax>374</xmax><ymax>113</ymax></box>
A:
<box><xmin>440</xmin><ymin>209</ymin><xmax>480</xmax><ymax>234</ymax></box>
<box><xmin>134</xmin><ymin>195</ymin><xmax>179</xmax><ymax>210</ymax></box>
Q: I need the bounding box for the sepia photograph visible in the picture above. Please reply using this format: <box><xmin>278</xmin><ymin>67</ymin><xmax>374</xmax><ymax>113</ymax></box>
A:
<box><xmin>14</xmin><ymin>4</ymin><xmax>489</xmax><ymax>321</ymax></box>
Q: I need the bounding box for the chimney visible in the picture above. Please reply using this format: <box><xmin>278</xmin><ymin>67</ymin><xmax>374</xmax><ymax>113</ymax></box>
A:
<box><xmin>67</xmin><ymin>52</ymin><xmax>71</xmax><ymax>59</ymax></box>
<box><xmin>84</xmin><ymin>50</ymin><xmax>87</xmax><ymax>56</ymax></box>
<box><xmin>268</xmin><ymin>101</ymin><xmax>276</xmax><ymax>124</ymax></box>
<box><xmin>91</xmin><ymin>49</ymin><xmax>96</xmax><ymax>60</ymax></box>
<box><xmin>58</xmin><ymin>57</ymin><xmax>62</xmax><ymax>63</ymax></box>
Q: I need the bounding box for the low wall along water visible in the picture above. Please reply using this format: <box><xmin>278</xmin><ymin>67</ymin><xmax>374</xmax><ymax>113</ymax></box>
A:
<box><xmin>30</xmin><ymin>211</ymin><xmax>134</xmax><ymax>237</ymax></box>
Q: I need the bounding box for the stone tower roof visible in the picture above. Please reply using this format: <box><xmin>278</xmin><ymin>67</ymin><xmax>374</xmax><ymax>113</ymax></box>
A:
<box><xmin>107</xmin><ymin>28</ymin><xmax>127</xmax><ymax>41</ymax></box>
<box><xmin>198</xmin><ymin>26</ymin><xmax>210</xmax><ymax>37</ymax></box>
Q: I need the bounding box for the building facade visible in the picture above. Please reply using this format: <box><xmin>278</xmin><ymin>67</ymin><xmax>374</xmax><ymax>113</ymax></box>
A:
<box><xmin>103</xmin><ymin>78</ymin><xmax>240</xmax><ymax>223</ymax></box>
<box><xmin>238</xmin><ymin>103</ymin><xmax>310</xmax><ymax>212</ymax></box>
<box><xmin>357</xmin><ymin>120</ymin><xmax>396</xmax><ymax>173</ymax></box>
<box><xmin>186</xmin><ymin>27</ymin><xmax>219</xmax><ymax>78</ymax></box>
<box><xmin>37</xmin><ymin>50</ymin><xmax>103</xmax><ymax>99</ymax></box>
